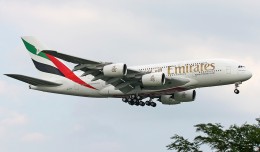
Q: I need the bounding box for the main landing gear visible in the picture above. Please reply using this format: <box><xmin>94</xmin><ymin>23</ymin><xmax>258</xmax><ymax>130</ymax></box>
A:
<box><xmin>122</xmin><ymin>95</ymin><xmax>157</xmax><ymax>107</ymax></box>
<box><xmin>234</xmin><ymin>82</ymin><xmax>242</xmax><ymax>94</ymax></box>
<box><xmin>145</xmin><ymin>98</ymin><xmax>156</xmax><ymax>107</ymax></box>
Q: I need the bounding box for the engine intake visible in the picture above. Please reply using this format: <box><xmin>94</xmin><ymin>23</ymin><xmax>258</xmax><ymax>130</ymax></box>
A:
<box><xmin>103</xmin><ymin>63</ymin><xmax>127</xmax><ymax>77</ymax></box>
<box><xmin>142</xmin><ymin>73</ymin><xmax>166</xmax><ymax>86</ymax></box>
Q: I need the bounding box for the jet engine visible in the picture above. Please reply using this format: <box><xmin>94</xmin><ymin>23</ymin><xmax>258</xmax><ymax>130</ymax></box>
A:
<box><xmin>174</xmin><ymin>90</ymin><xmax>196</xmax><ymax>102</ymax></box>
<box><xmin>160</xmin><ymin>95</ymin><xmax>181</xmax><ymax>105</ymax></box>
<box><xmin>160</xmin><ymin>90</ymin><xmax>196</xmax><ymax>105</ymax></box>
<box><xmin>103</xmin><ymin>63</ymin><xmax>127</xmax><ymax>77</ymax></box>
<box><xmin>142</xmin><ymin>73</ymin><xmax>166</xmax><ymax>86</ymax></box>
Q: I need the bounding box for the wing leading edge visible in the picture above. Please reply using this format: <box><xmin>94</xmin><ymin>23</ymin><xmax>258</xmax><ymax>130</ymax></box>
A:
<box><xmin>5</xmin><ymin>74</ymin><xmax>61</xmax><ymax>87</ymax></box>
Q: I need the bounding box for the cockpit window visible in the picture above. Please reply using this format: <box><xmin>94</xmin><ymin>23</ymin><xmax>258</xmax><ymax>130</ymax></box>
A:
<box><xmin>238</xmin><ymin>65</ymin><xmax>245</xmax><ymax>68</ymax></box>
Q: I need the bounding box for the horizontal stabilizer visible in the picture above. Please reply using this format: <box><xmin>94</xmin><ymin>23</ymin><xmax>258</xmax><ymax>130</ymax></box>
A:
<box><xmin>5</xmin><ymin>74</ymin><xmax>62</xmax><ymax>87</ymax></box>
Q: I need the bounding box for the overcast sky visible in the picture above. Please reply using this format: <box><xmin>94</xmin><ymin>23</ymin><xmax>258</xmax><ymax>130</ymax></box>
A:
<box><xmin>0</xmin><ymin>0</ymin><xmax>260</xmax><ymax>152</ymax></box>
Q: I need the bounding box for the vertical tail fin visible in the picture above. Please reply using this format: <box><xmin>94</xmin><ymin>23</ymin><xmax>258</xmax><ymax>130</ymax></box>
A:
<box><xmin>20</xmin><ymin>37</ymin><xmax>96</xmax><ymax>90</ymax></box>
<box><xmin>21</xmin><ymin>36</ymin><xmax>65</xmax><ymax>77</ymax></box>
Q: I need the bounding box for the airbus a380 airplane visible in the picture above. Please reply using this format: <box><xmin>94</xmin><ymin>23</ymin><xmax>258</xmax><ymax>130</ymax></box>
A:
<box><xmin>5</xmin><ymin>37</ymin><xmax>252</xmax><ymax>107</ymax></box>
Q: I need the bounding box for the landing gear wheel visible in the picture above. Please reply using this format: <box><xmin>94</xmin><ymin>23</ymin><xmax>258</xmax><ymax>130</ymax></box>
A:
<box><xmin>234</xmin><ymin>89</ymin><xmax>240</xmax><ymax>94</ymax></box>
<box><xmin>151</xmin><ymin>102</ymin><xmax>157</xmax><ymax>107</ymax></box>
<box><xmin>135</xmin><ymin>101</ymin><xmax>140</xmax><ymax>106</ymax></box>
<box><xmin>234</xmin><ymin>82</ymin><xmax>242</xmax><ymax>94</ymax></box>
<box><xmin>145</xmin><ymin>101</ymin><xmax>151</xmax><ymax>106</ymax></box>
<box><xmin>130</xmin><ymin>95</ymin><xmax>135</xmax><ymax>99</ymax></box>
<box><xmin>122</xmin><ymin>98</ymin><xmax>127</xmax><ymax>103</ymax></box>
<box><xmin>133</xmin><ymin>98</ymin><xmax>138</xmax><ymax>102</ymax></box>
<box><xmin>139</xmin><ymin>101</ymin><xmax>145</xmax><ymax>106</ymax></box>
<box><xmin>128</xmin><ymin>100</ymin><xmax>134</xmax><ymax>105</ymax></box>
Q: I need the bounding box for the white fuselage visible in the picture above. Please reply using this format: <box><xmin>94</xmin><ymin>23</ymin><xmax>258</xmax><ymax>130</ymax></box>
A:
<box><xmin>30</xmin><ymin>59</ymin><xmax>252</xmax><ymax>98</ymax></box>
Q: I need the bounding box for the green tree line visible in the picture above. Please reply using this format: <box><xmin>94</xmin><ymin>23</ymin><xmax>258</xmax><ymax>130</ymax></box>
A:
<box><xmin>167</xmin><ymin>118</ymin><xmax>260</xmax><ymax>152</ymax></box>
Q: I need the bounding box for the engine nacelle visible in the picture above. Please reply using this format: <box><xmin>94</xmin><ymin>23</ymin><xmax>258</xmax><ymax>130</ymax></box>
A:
<box><xmin>103</xmin><ymin>63</ymin><xmax>127</xmax><ymax>77</ymax></box>
<box><xmin>173</xmin><ymin>90</ymin><xmax>196</xmax><ymax>102</ymax></box>
<box><xmin>142</xmin><ymin>73</ymin><xmax>166</xmax><ymax>86</ymax></box>
<box><xmin>160</xmin><ymin>90</ymin><xmax>196</xmax><ymax>105</ymax></box>
<box><xmin>160</xmin><ymin>95</ymin><xmax>180</xmax><ymax>105</ymax></box>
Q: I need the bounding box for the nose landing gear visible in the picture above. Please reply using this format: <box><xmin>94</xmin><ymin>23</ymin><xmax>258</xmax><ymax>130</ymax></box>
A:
<box><xmin>234</xmin><ymin>82</ymin><xmax>242</xmax><ymax>94</ymax></box>
<box><xmin>234</xmin><ymin>89</ymin><xmax>240</xmax><ymax>94</ymax></box>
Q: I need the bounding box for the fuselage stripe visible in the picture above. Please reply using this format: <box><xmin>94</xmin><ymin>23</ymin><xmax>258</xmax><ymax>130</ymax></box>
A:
<box><xmin>46</xmin><ymin>54</ymin><xmax>96</xmax><ymax>90</ymax></box>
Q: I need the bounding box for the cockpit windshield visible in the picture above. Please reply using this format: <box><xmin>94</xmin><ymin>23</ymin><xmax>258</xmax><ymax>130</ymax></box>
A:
<box><xmin>238</xmin><ymin>65</ymin><xmax>245</xmax><ymax>68</ymax></box>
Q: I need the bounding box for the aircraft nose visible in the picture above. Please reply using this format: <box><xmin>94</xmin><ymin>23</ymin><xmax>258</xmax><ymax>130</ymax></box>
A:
<box><xmin>248</xmin><ymin>70</ymin><xmax>252</xmax><ymax>79</ymax></box>
<box><xmin>246</xmin><ymin>70</ymin><xmax>252</xmax><ymax>80</ymax></box>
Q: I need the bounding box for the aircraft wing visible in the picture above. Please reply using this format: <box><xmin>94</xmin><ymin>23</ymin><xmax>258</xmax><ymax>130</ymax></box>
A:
<box><xmin>42</xmin><ymin>50</ymin><xmax>189</xmax><ymax>93</ymax></box>
<box><xmin>166</xmin><ymin>76</ymin><xmax>190</xmax><ymax>86</ymax></box>
<box><xmin>42</xmin><ymin>50</ymin><xmax>103</xmax><ymax>65</ymax></box>
<box><xmin>5</xmin><ymin>74</ymin><xmax>62</xmax><ymax>87</ymax></box>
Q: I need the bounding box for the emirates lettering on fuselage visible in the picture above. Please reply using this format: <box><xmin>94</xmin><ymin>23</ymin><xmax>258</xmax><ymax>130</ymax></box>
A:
<box><xmin>168</xmin><ymin>63</ymin><xmax>216</xmax><ymax>75</ymax></box>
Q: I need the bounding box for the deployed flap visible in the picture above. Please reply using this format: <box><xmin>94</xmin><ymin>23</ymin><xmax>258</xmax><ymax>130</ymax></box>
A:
<box><xmin>5</xmin><ymin>74</ymin><xmax>62</xmax><ymax>87</ymax></box>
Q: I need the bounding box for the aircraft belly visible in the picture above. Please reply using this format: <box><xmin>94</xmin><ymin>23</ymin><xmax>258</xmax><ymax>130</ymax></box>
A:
<box><xmin>99</xmin><ymin>86</ymin><xmax>124</xmax><ymax>96</ymax></box>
